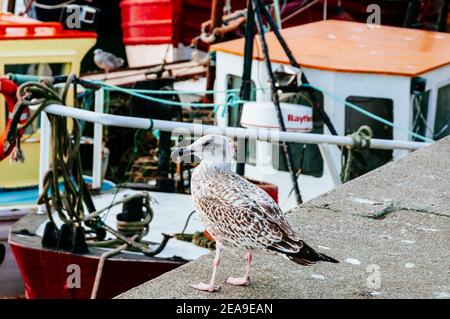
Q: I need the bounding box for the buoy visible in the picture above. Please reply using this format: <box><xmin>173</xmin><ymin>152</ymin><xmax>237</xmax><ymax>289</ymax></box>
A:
<box><xmin>0</xmin><ymin>78</ymin><xmax>28</xmax><ymax>161</ymax></box>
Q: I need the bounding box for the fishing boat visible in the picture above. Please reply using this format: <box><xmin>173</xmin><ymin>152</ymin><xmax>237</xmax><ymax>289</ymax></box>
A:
<box><xmin>0</xmin><ymin>11</ymin><xmax>96</xmax><ymax>298</ymax></box>
<box><xmin>9</xmin><ymin>189</ymin><xmax>211</xmax><ymax>299</ymax></box>
<box><xmin>212</xmin><ymin>18</ymin><xmax>450</xmax><ymax>209</ymax></box>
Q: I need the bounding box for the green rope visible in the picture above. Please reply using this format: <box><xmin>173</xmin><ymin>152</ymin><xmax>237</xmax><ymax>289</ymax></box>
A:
<box><xmin>174</xmin><ymin>231</ymin><xmax>216</xmax><ymax>250</ymax></box>
<box><xmin>87</xmin><ymin>79</ymin><xmax>431</xmax><ymax>143</ymax></box>
<box><xmin>15</xmin><ymin>75</ymin><xmax>87</xmax><ymax>226</ymax></box>
<box><xmin>341</xmin><ymin>125</ymin><xmax>373</xmax><ymax>183</ymax></box>
<box><xmin>302</xmin><ymin>83</ymin><xmax>433</xmax><ymax>143</ymax></box>
<box><xmin>88</xmin><ymin>80</ymin><xmax>243</xmax><ymax>109</ymax></box>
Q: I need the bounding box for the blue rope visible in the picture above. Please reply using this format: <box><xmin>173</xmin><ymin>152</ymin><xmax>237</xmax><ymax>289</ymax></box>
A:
<box><xmin>87</xmin><ymin>80</ymin><xmax>240</xmax><ymax>109</ymax></box>
<box><xmin>302</xmin><ymin>84</ymin><xmax>434</xmax><ymax>143</ymax></box>
<box><xmin>103</xmin><ymin>85</ymin><xmax>241</xmax><ymax>95</ymax></box>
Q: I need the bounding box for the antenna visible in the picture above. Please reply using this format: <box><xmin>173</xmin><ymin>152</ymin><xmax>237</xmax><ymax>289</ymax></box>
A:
<box><xmin>237</xmin><ymin>0</ymin><xmax>342</xmax><ymax>204</ymax></box>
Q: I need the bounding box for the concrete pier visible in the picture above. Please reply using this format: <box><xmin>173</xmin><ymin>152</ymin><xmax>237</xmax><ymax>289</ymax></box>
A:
<box><xmin>118</xmin><ymin>137</ymin><xmax>450</xmax><ymax>299</ymax></box>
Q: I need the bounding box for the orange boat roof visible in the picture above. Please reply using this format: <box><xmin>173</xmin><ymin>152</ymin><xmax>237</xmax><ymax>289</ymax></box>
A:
<box><xmin>0</xmin><ymin>12</ymin><xmax>96</xmax><ymax>40</ymax></box>
<box><xmin>211</xmin><ymin>20</ymin><xmax>450</xmax><ymax>76</ymax></box>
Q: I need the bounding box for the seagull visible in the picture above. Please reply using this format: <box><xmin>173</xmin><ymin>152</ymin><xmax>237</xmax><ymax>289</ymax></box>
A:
<box><xmin>171</xmin><ymin>134</ymin><xmax>338</xmax><ymax>292</ymax></box>
<box><xmin>93</xmin><ymin>49</ymin><xmax>124</xmax><ymax>78</ymax></box>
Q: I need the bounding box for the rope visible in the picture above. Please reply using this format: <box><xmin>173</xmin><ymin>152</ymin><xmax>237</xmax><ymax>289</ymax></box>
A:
<box><xmin>83</xmin><ymin>79</ymin><xmax>431</xmax><ymax>143</ymax></box>
<box><xmin>174</xmin><ymin>231</ymin><xmax>216</xmax><ymax>250</ymax></box>
<box><xmin>7</xmin><ymin>71</ymin><xmax>432</xmax><ymax>143</ymax></box>
<box><xmin>340</xmin><ymin>125</ymin><xmax>373</xmax><ymax>183</ymax></box>
<box><xmin>281</xmin><ymin>0</ymin><xmax>320</xmax><ymax>23</ymax></box>
<box><xmin>85</xmin><ymin>82</ymin><xmax>241</xmax><ymax>95</ymax></box>
<box><xmin>10</xmin><ymin>77</ymin><xmax>170</xmax><ymax>259</ymax></box>
<box><xmin>302</xmin><ymin>83</ymin><xmax>433</xmax><ymax>143</ymax></box>
<box><xmin>90</xmin><ymin>234</ymin><xmax>138</xmax><ymax>299</ymax></box>
<box><xmin>87</xmin><ymin>80</ymin><xmax>243</xmax><ymax>109</ymax></box>
<box><xmin>13</xmin><ymin>76</ymin><xmax>87</xmax><ymax>226</ymax></box>
<box><xmin>173</xmin><ymin>210</ymin><xmax>216</xmax><ymax>250</ymax></box>
<box><xmin>31</xmin><ymin>0</ymin><xmax>76</xmax><ymax>9</ymax></box>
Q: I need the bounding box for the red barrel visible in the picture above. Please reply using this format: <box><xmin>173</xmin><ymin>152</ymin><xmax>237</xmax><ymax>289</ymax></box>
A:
<box><xmin>248</xmin><ymin>179</ymin><xmax>279</xmax><ymax>204</ymax></box>
<box><xmin>120</xmin><ymin>0</ymin><xmax>173</xmax><ymax>45</ymax></box>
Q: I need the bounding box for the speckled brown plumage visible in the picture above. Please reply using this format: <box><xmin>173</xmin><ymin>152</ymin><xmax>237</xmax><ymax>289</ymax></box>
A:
<box><xmin>191</xmin><ymin>162</ymin><xmax>337</xmax><ymax>265</ymax></box>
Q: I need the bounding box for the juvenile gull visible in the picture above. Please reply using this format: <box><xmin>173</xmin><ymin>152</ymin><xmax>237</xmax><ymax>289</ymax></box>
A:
<box><xmin>171</xmin><ymin>134</ymin><xmax>338</xmax><ymax>292</ymax></box>
<box><xmin>93</xmin><ymin>48</ymin><xmax>124</xmax><ymax>76</ymax></box>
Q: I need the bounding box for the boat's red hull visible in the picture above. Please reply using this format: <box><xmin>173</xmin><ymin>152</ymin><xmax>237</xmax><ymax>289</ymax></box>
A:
<box><xmin>10</xmin><ymin>240</ymin><xmax>184</xmax><ymax>299</ymax></box>
<box><xmin>10</xmin><ymin>241</ymin><xmax>183</xmax><ymax>299</ymax></box>
<box><xmin>8</xmin><ymin>213</ymin><xmax>186</xmax><ymax>299</ymax></box>
<box><xmin>0</xmin><ymin>210</ymin><xmax>29</xmax><ymax>298</ymax></box>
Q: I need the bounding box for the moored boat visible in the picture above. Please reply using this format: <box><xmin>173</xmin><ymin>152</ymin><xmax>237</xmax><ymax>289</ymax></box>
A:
<box><xmin>9</xmin><ymin>189</ymin><xmax>210</xmax><ymax>299</ymax></box>
<box><xmin>0</xmin><ymin>11</ymin><xmax>96</xmax><ymax>298</ymax></box>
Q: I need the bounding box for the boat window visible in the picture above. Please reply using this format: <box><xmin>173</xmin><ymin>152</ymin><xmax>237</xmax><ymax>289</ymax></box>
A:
<box><xmin>434</xmin><ymin>83</ymin><xmax>450</xmax><ymax>140</ymax></box>
<box><xmin>226</xmin><ymin>74</ymin><xmax>257</xmax><ymax>165</ymax></box>
<box><xmin>412</xmin><ymin>90</ymin><xmax>431</xmax><ymax>141</ymax></box>
<box><xmin>5</xmin><ymin>63</ymin><xmax>66</xmax><ymax>77</ymax></box>
<box><xmin>2</xmin><ymin>63</ymin><xmax>67</xmax><ymax>134</ymax></box>
<box><xmin>344</xmin><ymin>96</ymin><xmax>393</xmax><ymax>180</ymax></box>
<box><xmin>272</xmin><ymin>90</ymin><xmax>324</xmax><ymax>177</ymax></box>
<box><xmin>226</xmin><ymin>74</ymin><xmax>256</xmax><ymax>126</ymax></box>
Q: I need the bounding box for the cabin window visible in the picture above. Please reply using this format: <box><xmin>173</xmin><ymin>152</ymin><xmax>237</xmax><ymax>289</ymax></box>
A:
<box><xmin>412</xmin><ymin>90</ymin><xmax>431</xmax><ymax>141</ymax></box>
<box><xmin>226</xmin><ymin>74</ymin><xmax>257</xmax><ymax>126</ymax></box>
<box><xmin>434</xmin><ymin>83</ymin><xmax>450</xmax><ymax>140</ymax></box>
<box><xmin>5</xmin><ymin>63</ymin><xmax>66</xmax><ymax>77</ymax></box>
<box><xmin>226</xmin><ymin>74</ymin><xmax>257</xmax><ymax>165</ymax></box>
<box><xmin>344</xmin><ymin>96</ymin><xmax>393</xmax><ymax>180</ymax></box>
<box><xmin>272</xmin><ymin>90</ymin><xmax>324</xmax><ymax>177</ymax></box>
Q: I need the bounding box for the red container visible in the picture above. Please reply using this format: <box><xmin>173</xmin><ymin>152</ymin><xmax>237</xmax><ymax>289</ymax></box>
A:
<box><xmin>120</xmin><ymin>0</ymin><xmax>173</xmax><ymax>45</ymax></box>
<box><xmin>248</xmin><ymin>179</ymin><xmax>278</xmax><ymax>204</ymax></box>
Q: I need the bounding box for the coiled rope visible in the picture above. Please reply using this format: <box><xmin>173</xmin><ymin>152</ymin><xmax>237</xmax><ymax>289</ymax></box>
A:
<box><xmin>14</xmin><ymin>75</ymin><xmax>87</xmax><ymax>226</ymax></box>
<box><xmin>11</xmin><ymin>76</ymin><xmax>171</xmax><ymax>255</ymax></box>
<box><xmin>340</xmin><ymin>125</ymin><xmax>373</xmax><ymax>183</ymax></box>
<box><xmin>173</xmin><ymin>210</ymin><xmax>216</xmax><ymax>250</ymax></box>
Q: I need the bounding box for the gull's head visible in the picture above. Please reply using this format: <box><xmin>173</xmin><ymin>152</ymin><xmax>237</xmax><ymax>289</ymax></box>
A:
<box><xmin>171</xmin><ymin>134</ymin><xmax>233</xmax><ymax>164</ymax></box>
<box><xmin>93</xmin><ymin>48</ymin><xmax>103</xmax><ymax>55</ymax></box>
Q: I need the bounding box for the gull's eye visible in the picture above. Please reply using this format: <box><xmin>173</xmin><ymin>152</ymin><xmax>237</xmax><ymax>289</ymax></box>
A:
<box><xmin>203</xmin><ymin>139</ymin><xmax>212</xmax><ymax>147</ymax></box>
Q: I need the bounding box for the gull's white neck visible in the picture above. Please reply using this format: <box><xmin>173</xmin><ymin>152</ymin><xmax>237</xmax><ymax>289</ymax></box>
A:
<box><xmin>198</xmin><ymin>160</ymin><xmax>232</xmax><ymax>173</ymax></box>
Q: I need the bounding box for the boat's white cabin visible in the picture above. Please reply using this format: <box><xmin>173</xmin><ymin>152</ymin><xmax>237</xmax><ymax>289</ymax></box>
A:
<box><xmin>212</xmin><ymin>20</ymin><xmax>450</xmax><ymax>210</ymax></box>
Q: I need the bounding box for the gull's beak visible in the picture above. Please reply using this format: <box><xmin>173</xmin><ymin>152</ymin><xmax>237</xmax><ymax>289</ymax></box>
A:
<box><xmin>171</xmin><ymin>146</ymin><xmax>192</xmax><ymax>161</ymax></box>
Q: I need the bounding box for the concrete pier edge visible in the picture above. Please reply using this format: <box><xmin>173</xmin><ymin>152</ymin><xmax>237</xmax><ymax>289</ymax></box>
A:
<box><xmin>118</xmin><ymin>137</ymin><xmax>450</xmax><ymax>299</ymax></box>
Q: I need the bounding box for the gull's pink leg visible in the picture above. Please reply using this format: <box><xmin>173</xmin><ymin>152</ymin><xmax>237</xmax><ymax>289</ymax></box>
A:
<box><xmin>226</xmin><ymin>250</ymin><xmax>252</xmax><ymax>286</ymax></box>
<box><xmin>190</xmin><ymin>242</ymin><xmax>222</xmax><ymax>292</ymax></box>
